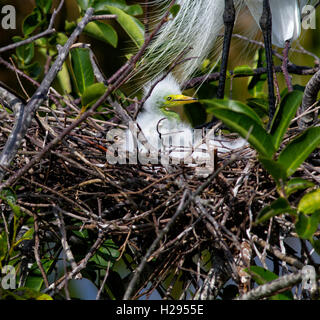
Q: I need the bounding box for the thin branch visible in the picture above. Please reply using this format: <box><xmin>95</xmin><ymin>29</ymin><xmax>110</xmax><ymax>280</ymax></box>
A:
<box><xmin>0</xmin><ymin>0</ymin><xmax>64</xmax><ymax>54</ymax></box>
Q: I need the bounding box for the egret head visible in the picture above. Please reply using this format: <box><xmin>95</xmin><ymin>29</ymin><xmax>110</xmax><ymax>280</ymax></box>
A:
<box><xmin>144</xmin><ymin>74</ymin><xmax>197</xmax><ymax>120</ymax></box>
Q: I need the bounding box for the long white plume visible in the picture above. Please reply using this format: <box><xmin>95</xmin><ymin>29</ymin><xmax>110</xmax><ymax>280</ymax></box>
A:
<box><xmin>139</xmin><ymin>0</ymin><xmax>315</xmax><ymax>85</ymax></box>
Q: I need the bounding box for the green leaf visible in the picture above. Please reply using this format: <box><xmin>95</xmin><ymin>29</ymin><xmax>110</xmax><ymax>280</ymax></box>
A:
<box><xmin>125</xmin><ymin>4</ymin><xmax>143</xmax><ymax>16</ymax></box>
<box><xmin>84</xmin><ymin>21</ymin><xmax>118</xmax><ymax>47</ymax></box>
<box><xmin>36</xmin><ymin>0</ymin><xmax>52</xmax><ymax>14</ymax></box>
<box><xmin>247</xmin><ymin>266</ymin><xmax>293</xmax><ymax>300</ymax></box>
<box><xmin>258</xmin><ymin>157</ymin><xmax>287</xmax><ymax>185</ymax></box>
<box><xmin>277</xmin><ymin>127</ymin><xmax>320</xmax><ymax>179</ymax></box>
<box><xmin>285</xmin><ymin>178</ymin><xmax>315</xmax><ymax>197</ymax></box>
<box><xmin>205</xmin><ymin>99</ymin><xmax>263</xmax><ymax>126</ymax></box>
<box><xmin>90</xmin><ymin>239</ymin><xmax>120</xmax><ymax>268</ymax></box>
<box><xmin>22</xmin><ymin>8</ymin><xmax>42</xmax><ymax>36</ymax></box>
<box><xmin>77</xmin><ymin>0</ymin><xmax>93</xmax><ymax>11</ymax></box>
<box><xmin>248</xmin><ymin>48</ymin><xmax>267</xmax><ymax>98</ymax></box>
<box><xmin>106</xmin><ymin>6</ymin><xmax>144</xmax><ymax>48</ymax></box>
<box><xmin>70</xmin><ymin>48</ymin><xmax>95</xmax><ymax>95</ymax></box>
<box><xmin>310</xmin><ymin>238</ymin><xmax>320</xmax><ymax>255</ymax></box>
<box><xmin>170</xmin><ymin>4</ymin><xmax>181</xmax><ymax>17</ymax></box>
<box><xmin>13</xmin><ymin>228</ymin><xmax>34</xmax><ymax>248</ymax></box>
<box><xmin>57</xmin><ymin>62</ymin><xmax>72</xmax><ymax>94</ymax></box>
<box><xmin>295</xmin><ymin>211</ymin><xmax>320</xmax><ymax>239</ymax></box>
<box><xmin>16</xmin><ymin>42</ymin><xmax>34</xmax><ymax>65</ymax></box>
<box><xmin>24</xmin><ymin>61</ymin><xmax>42</xmax><ymax>79</ymax></box>
<box><xmin>204</xmin><ymin>99</ymin><xmax>275</xmax><ymax>158</ymax></box>
<box><xmin>81</xmin><ymin>83</ymin><xmax>106</xmax><ymax>111</ymax></box>
<box><xmin>247</xmin><ymin>98</ymin><xmax>269</xmax><ymax>117</ymax></box>
<box><xmin>298</xmin><ymin>189</ymin><xmax>320</xmax><ymax>215</ymax></box>
<box><xmin>270</xmin><ymin>91</ymin><xmax>303</xmax><ymax>150</ymax></box>
<box><xmin>25</xmin><ymin>259</ymin><xmax>55</xmax><ymax>291</ymax></box>
<box><xmin>256</xmin><ymin>197</ymin><xmax>295</xmax><ymax>224</ymax></box>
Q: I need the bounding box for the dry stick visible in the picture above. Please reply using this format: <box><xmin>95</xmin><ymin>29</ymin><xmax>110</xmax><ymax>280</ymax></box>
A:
<box><xmin>123</xmin><ymin>189</ymin><xmax>189</xmax><ymax>300</ymax></box>
<box><xmin>0</xmin><ymin>8</ymin><xmax>95</xmax><ymax>182</ymax></box>
<box><xmin>33</xmin><ymin>215</ymin><xmax>50</xmax><ymax>288</ymax></box>
<box><xmin>0</xmin><ymin>2</ymin><xmax>176</xmax><ymax>190</ymax></box>
<box><xmin>0</xmin><ymin>0</ymin><xmax>64</xmax><ymax>54</ymax></box>
<box><xmin>236</xmin><ymin>270</ymin><xmax>304</xmax><ymax>300</ymax></box>
<box><xmin>123</xmin><ymin>155</ymin><xmax>237</xmax><ymax>300</ymax></box>
<box><xmin>252</xmin><ymin>235</ymin><xmax>304</xmax><ymax>269</ymax></box>
<box><xmin>184</xmin><ymin>64</ymin><xmax>320</xmax><ymax>89</ymax></box>
<box><xmin>107</xmin><ymin>0</ymin><xmax>176</xmax><ymax>85</ymax></box>
<box><xmin>44</xmin><ymin>233</ymin><xmax>106</xmax><ymax>293</ymax></box>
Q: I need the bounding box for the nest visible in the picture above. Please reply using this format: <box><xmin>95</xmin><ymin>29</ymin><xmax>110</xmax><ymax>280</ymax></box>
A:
<box><xmin>0</xmin><ymin>101</ymin><xmax>319</xmax><ymax>300</ymax></box>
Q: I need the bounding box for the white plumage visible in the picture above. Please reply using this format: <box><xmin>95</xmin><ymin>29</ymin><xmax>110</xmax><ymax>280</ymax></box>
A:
<box><xmin>126</xmin><ymin>74</ymin><xmax>247</xmax><ymax>168</ymax></box>
<box><xmin>141</xmin><ymin>0</ymin><xmax>313</xmax><ymax>83</ymax></box>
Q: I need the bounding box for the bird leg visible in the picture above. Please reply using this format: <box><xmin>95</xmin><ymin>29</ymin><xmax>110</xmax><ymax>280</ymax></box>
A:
<box><xmin>197</xmin><ymin>0</ymin><xmax>235</xmax><ymax>129</ymax></box>
<box><xmin>259</xmin><ymin>0</ymin><xmax>276</xmax><ymax>128</ymax></box>
<box><xmin>217</xmin><ymin>0</ymin><xmax>236</xmax><ymax>99</ymax></box>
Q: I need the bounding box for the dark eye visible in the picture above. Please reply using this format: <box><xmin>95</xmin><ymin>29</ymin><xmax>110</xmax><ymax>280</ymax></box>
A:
<box><xmin>167</xmin><ymin>96</ymin><xmax>172</xmax><ymax>101</ymax></box>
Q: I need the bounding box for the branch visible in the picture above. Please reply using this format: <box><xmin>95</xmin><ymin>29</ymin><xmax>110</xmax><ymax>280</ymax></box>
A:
<box><xmin>237</xmin><ymin>265</ymin><xmax>319</xmax><ymax>300</ymax></box>
<box><xmin>0</xmin><ymin>8</ymin><xmax>95</xmax><ymax>181</ymax></box>
<box><xmin>0</xmin><ymin>2</ymin><xmax>175</xmax><ymax>189</ymax></box>
<box><xmin>183</xmin><ymin>64</ymin><xmax>320</xmax><ymax>89</ymax></box>
<box><xmin>0</xmin><ymin>0</ymin><xmax>64</xmax><ymax>54</ymax></box>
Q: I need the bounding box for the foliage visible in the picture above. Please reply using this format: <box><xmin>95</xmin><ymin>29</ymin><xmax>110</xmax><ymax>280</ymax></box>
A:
<box><xmin>0</xmin><ymin>0</ymin><xmax>319</xmax><ymax>301</ymax></box>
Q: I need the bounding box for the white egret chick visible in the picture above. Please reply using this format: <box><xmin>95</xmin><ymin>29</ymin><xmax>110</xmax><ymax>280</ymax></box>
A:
<box><xmin>127</xmin><ymin>73</ymin><xmax>196</xmax><ymax>157</ymax></box>
<box><xmin>126</xmin><ymin>74</ymin><xmax>247</xmax><ymax>167</ymax></box>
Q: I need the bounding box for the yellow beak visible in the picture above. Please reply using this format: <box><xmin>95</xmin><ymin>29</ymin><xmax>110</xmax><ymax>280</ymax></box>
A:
<box><xmin>171</xmin><ymin>94</ymin><xmax>197</xmax><ymax>105</ymax></box>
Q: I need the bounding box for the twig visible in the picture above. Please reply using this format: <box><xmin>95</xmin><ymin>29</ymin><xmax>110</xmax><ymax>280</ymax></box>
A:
<box><xmin>0</xmin><ymin>0</ymin><xmax>64</xmax><ymax>54</ymax></box>
<box><xmin>33</xmin><ymin>215</ymin><xmax>50</xmax><ymax>288</ymax></box>
<box><xmin>0</xmin><ymin>8</ymin><xmax>95</xmax><ymax>182</ymax></box>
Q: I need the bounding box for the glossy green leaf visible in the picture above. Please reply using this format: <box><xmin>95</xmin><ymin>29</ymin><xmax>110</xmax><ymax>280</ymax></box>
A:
<box><xmin>16</xmin><ymin>42</ymin><xmax>34</xmax><ymax>65</ymax></box>
<box><xmin>277</xmin><ymin>127</ymin><xmax>320</xmax><ymax>179</ymax></box>
<box><xmin>0</xmin><ymin>288</ymin><xmax>53</xmax><ymax>300</ymax></box>
<box><xmin>248</xmin><ymin>48</ymin><xmax>267</xmax><ymax>98</ymax></box>
<box><xmin>270</xmin><ymin>91</ymin><xmax>303</xmax><ymax>150</ymax></box>
<box><xmin>295</xmin><ymin>211</ymin><xmax>320</xmax><ymax>239</ymax></box>
<box><xmin>106</xmin><ymin>6</ymin><xmax>144</xmax><ymax>48</ymax></box>
<box><xmin>25</xmin><ymin>259</ymin><xmax>55</xmax><ymax>291</ymax></box>
<box><xmin>81</xmin><ymin>83</ymin><xmax>106</xmax><ymax>111</ymax></box>
<box><xmin>204</xmin><ymin>100</ymin><xmax>275</xmax><ymax>158</ymax></box>
<box><xmin>13</xmin><ymin>228</ymin><xmax>34</xmax><ymax>248</ymax></box>
<box><xmin>125</xmin><ymin>4</ymin><xmax>144</xmax><ymax>16</ymax></box>
<box><xmin>84</xmin><ymin>21</ymin><xmax>118</xmax><ymax>47</ymax></box>
<box><xmin>70</xmin><ymin>48</ymin><xmax>95</xmax><ymax>95</ymax></box>
<box><xmin>310</xmin><ymin>238</ymin><xmax>320</xmax><ymax>255</ymax></box>
<box><xmin>93</xmin><ymin>0</ymin><xmax>143</xmax><ymax>15</ymax></box>
<box><xmin>285</xmin><ymin>178</ymin><xmax>315</xmax><ymax>196</ymax></box>
<box><xmin>246</xmin><ymin>266</ymin><xmax>293</xmax><ymax>300</ymax></box>
<box><xmin>77</xmin><ymin>0</ymin><xmax>92</xmax><ymax>11</ymax></box>
<box><xmin>298</xmin><ymin>189</ymin><xmax>320</xmax><ymax>214</ymax></box>
<box><xmin>258</xmin><ymin>157</ymin><xmax>287</xmax><ymax>185</ymax></box>
<box><xmin>247</xmin><ymin>98</ymin><xmax>269</xmax><ymax>117</ymax></box>
<box><xmin>24</xmin><ymin>61</ymin><xmax>42</xmax><ymax>79</ymax></box>
<box><xmin>205</xmin><ymin>99</ymin><xmax>263</xmax><ymax>125</ymax></box>
<box><xmin>22</xmin><ymin>8</ymin><xmax>42</xmax><ymax>36</ymax></box>
<box><xmin>36</xmin><ymin>0</ymin><xmax>52</xmax><ymax>14</ymax></box>
<box><xmin>90</xmin><ymin>239</ymin><xmax>120</xmax><ymax>268</ymax></box>
<box><xmin>256</xmin><ymin>197</ymin><xmax>295</xmax><ymax>224</ymax></box>
<box><xmin>57</xmin><ymin>62</ymin><xmax>72</xmax><ymax>94</ymax></box>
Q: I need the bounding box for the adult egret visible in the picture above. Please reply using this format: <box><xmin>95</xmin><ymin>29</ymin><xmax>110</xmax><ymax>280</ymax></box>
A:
<box><xmin>140</xmin><ymin>0</ymin><xmax>314</xmax><ymax>124</ymax></box>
